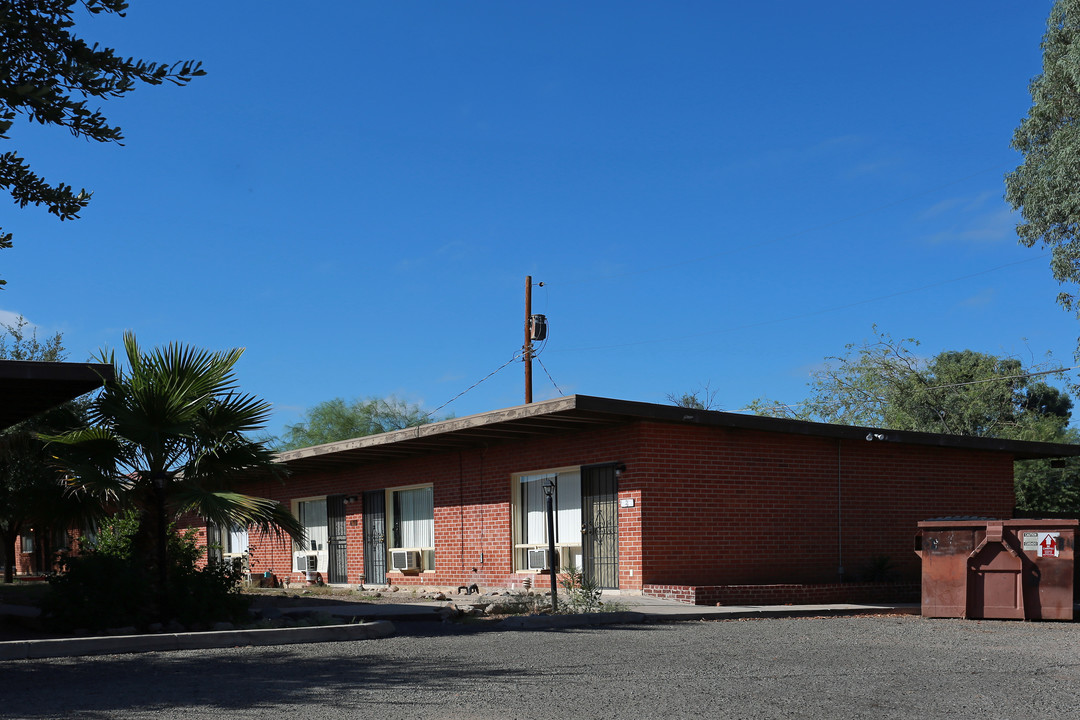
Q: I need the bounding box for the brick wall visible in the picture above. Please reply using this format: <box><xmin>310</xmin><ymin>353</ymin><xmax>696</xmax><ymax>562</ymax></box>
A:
<box><xmin>228</xmin><ymin>423</ymin><xmax>640</xmax><ymax>588</ymax></box>
<box><xmin>635</xmin><ymin>422</ymin><xmax>1015</xmax><ymax>587</ymax></box>
<box><xmin>643</xmin><ymin>582</ymin><xmax>921</xmax><ymax>605</ymax></box>
<box><xmin>179</xmin><ymin>418</ymin><xmax>1016</xmax><ymax>601</ymax></box>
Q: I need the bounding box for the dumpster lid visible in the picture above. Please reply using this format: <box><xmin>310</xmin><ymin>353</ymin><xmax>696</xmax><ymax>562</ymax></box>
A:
<box><xmin>918</xmin><ymin>517</ymin><xmax>1078</xmax><ymax>528</ymax></box>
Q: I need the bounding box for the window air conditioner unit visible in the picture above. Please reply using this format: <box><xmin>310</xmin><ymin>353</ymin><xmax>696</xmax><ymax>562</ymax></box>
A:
<box><xmin>391</xmin><ymin>550</ymin><xmax>421</xmax><ymax>571</ymax></box>
<box><xmin>297</xmin><ymin>554</ymin><xmax>318</xmax><ymax>572</ymax></box>
<box><xmin>527</xmin><ymin>548</ymin><xmax>557</xmax><ymax>571</ymax></box>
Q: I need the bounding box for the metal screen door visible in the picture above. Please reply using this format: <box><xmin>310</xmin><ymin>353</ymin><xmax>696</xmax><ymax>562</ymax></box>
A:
<box><xmin>327</xmin><ymin>494</ymin><xmax>348</xmax><ymax>584</ymax></box>
<box><xmin>582</xmin><ymin>463</ymin><xmax>619</xmax><ymax>589</ymax></box>
<box><xmin>363</xmin><ymin>490</ymin><xmax>387</xmax><ymax>585</ymax></box>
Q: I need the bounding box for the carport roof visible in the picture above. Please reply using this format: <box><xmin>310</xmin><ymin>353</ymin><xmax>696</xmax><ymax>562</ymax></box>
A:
<box><xmin>276</xmin><ymin>394</ymin><xmax>1080</xmax><ymax>472</ymax></box>
<box><xmin>0</xmin><ymin>359</ymin><xmax>113</xmax><ymax>430</ymax></box>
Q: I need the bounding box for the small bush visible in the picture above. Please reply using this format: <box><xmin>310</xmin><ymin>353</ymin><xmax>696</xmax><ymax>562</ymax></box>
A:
<box><xmin>558</xmin><ymin>568</ymin><xmax>604</xmax><ymax>614</ymax></box>
<box><xmin>42</xmin><ymin>512</ymin><xmax>251</xmax><ymax>632</ymax></box>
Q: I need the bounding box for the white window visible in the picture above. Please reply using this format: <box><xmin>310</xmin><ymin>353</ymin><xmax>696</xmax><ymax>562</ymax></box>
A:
<box><xmin>294</xmin><ymin>497</ymin><xmax>329</xmax><ymax>572</ymax></box>
<box><xmin>514</xmin><ymin>469</ymin><xmax>582</xmax><ymax>572</ymax></box>
<box><xmin>21</xmin><ymin>532</ymin><xmax>34</xmax><ymax>554</ymax></box>
<box><xmin>224</xmin><ymin>525</ymin><xmax>249</xmax><ymax>556</ymax></box>
<box><xmin>390</xmin><ymin>485</ymin><xmax>434</xmax><ymax>571</ymax></box>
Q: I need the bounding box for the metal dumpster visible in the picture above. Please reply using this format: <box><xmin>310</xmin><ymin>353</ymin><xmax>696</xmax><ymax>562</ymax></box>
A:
<box><xmin>915</xmin><ymin>518</ymin><xmax>1077</xmax><ymax>621</ymax></box>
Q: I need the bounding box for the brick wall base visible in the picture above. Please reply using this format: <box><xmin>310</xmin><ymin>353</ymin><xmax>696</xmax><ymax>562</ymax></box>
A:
<box><xmin>643</xmin><ymin>582</ymin><xmax>920</xmax><ymax>606</ymax></box>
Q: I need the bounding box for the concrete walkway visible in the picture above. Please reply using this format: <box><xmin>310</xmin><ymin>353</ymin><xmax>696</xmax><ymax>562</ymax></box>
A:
<box><xmin>0</xmin><ymin>595</ymin><xmax>919</xmax><ymax>661</ymax></box>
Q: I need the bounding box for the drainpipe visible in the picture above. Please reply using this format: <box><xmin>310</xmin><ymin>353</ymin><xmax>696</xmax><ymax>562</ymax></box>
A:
<box><xmin>837</xmin><ymin>440</ymin><xmax>844</xmax><ymax>580</ymax></box>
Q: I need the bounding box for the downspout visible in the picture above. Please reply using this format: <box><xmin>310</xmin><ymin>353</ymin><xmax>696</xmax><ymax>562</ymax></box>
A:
<box><xmin>837</xmin><ymin>439</ymin><xmax>844</xmax><ymax>580</ymax></box>
<box><xmin>458</xmin><ymin>451</ymin><xmax>465</xmax><ymax>573</ymax></box>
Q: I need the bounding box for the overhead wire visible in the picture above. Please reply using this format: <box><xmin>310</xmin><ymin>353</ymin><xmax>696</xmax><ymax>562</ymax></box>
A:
<box><xmin>426</xmin><ymin>351</ymin><xmax>523</xmax><ymax>419</ymax></box>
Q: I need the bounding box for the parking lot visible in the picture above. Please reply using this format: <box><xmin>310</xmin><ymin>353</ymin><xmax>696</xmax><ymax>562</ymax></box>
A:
<box><xmin>3</xmin><ymin>615</ymin><xmax>1078</xmax><ymax>719</ymax></box>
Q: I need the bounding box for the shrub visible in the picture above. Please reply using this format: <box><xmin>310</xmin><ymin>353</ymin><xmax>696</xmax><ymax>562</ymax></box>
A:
<box><xmin>558</xmin><ymin>568</ymin><xmax>604</xmax><ymax>614</ymax></box>
<box><xmin>42</xmin><ymin>511</ymin><xmax>251</xmax><ymax>631</ymax></box>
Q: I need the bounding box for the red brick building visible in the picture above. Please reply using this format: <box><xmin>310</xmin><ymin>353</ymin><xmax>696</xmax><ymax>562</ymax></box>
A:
<box><xmin>198</xmin><ymin>395</ymin><xmax>1080</xmax><ymax>605</ymax></box>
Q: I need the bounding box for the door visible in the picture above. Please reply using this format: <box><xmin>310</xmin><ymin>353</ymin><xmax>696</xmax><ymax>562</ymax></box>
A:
<box><xmin>363</xmin><ymin>490</ymin><xmax>387</xmax><ymax>585</ymax></box>
<box><xmin>327</xmin><ymin>494</ymin><xmax>348</xmax><ymax>584</ymax></box>
<box><xmin>582</xmin><ymin>463</ymin><xmax>619</xmax><ymax>589</ymax></box>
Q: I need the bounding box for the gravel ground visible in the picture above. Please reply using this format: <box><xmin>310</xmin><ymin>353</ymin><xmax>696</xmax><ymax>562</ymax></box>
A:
<box><xmin>2</xmin><ymin>615</ymin><xmax>1079</xmax><ymax>720</ymax></box>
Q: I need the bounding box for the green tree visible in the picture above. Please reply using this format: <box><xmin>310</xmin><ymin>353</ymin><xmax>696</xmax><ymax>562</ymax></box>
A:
<box><xmin>1005</xmin><ymin>0</ymin><xmax>1080</xmax><ymax>320</ymax></box>
<box><xmin>0</xmin><ymin>1</ymin><xmax>204</xmax><ymax>286</ymax></box>
<box><xmin>748</xmin><ymin>330</ymin><xmax>1080</xmax><ymax>512</ymax></box>
<box><xmin>747</xmin><ymin>330</ymin><xmax>1072</xmax><ymax>439</ymax></box>
<box><xmin>274</xmin><ymin>395</ymin><xmax>449</xmax><ymax>451</ymax></box>
<box><xmin>0</xmin><ymin>402</ymin><xmax>95</xmax><ymax>583</ymax></box>
<box><xmin>666</xmin><ymin>382</ymin><xmax>721</xmax><ymax>411</ymax></box>
<box><xmin>0</xmin><ymin>316</ymin><xmax>95</xmax><ymax>582</ymax></box>
<box><xmin>48</xmin><ymin>332</ymin><xmax>303</xmax><ymax>615</ymax></box>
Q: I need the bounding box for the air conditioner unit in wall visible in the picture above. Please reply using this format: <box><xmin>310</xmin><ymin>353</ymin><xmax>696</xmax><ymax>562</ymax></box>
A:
<box><xmin>297</xmin><ymin>554</ymin><xmax>318</xmax><ymax>572</ymax></box>
<box><xmin>391</xmin><ymin>550</ymin><xmax>421</xmax><ymax>571</ymax></box>
<box><xmin>527</xmin><ymin>548</ymin><xmax>558</xmax><ymax>571</ymax></box>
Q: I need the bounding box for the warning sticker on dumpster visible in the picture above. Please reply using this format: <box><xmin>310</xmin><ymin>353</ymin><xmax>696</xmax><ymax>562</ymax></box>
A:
<box><xmin>1038</xmin><ymin>532</ymin><xmax>1059</xmax><ymax>558</ymax></box>
<box><xmin>1023</xmin><ymin>532</ymin><xmax>1039</xmax><ymax>552</ymax></box>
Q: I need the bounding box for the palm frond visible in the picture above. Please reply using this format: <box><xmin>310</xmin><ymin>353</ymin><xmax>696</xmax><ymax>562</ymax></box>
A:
<box><xmin>171</xmin><ymin>488</ymin><xmax>305</xmax><ymax>543</ymax></box>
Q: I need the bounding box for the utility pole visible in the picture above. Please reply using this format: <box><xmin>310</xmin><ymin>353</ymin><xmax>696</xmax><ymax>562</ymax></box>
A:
<box><xmin>525</xmin><ymin>275</ymin><xmax>533</xmax><ymax>404</ymax></box>
<box><xmin>523</xmin><ymin>276</ymin><xmax>547</xmax><ymax>405</ymax></box>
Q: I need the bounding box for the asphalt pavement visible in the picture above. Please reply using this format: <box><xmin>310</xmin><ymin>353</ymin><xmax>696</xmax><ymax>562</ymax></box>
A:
<box><xmin>2</xmin><ymin>613</ymin><xmax>1077</xmax><ymax>720</ymax></box>
<box><xmin>0</xmin><ymin>593</ymin><xmax>918</xmax><ymax>661</ymax></box>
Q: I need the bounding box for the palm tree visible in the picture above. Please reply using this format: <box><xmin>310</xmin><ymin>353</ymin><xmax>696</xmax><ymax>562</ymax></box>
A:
<box><xmin>48</xmin><ymin>332</ymin><xmax>303</xmax><ymax>601</ymax></box>
<box><xmin>0</xmin><ymin>403</ymin><xmax>99</xmax><ymax>583</ymax></box>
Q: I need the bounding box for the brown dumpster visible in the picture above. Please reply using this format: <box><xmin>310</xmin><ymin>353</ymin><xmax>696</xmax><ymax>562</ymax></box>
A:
<box><xmin>915</xmin><ymin>518</ymin><xmax>1077</xmax><ymax>621</ymax></box>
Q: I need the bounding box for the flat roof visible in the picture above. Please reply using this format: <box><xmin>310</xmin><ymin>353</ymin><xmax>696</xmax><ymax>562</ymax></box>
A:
<box><xmin>276</xmin><ymin>394</ymin><xmax>1080</xmax><ymax>472</ymax></box>
<box><xmin>0</xmin><ymin>360</ymin><xmax>114</xmax><ymax>429</ymax></box>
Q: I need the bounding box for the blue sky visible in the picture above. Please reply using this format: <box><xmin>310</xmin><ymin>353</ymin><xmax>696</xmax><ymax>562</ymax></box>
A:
<box><xmin>4</xmin><ymin>1</ymin><xmax>1078</xmax><ymax>435</ymax></box>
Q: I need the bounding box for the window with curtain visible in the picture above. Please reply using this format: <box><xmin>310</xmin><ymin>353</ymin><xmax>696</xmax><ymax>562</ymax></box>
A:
<box><xmin>518</xmin><ymin>470</ymin><xmax>582</xmax><ymax>546</ymax></box>
<box><xmin>392</xmin><ymin>486</ymin><xmax>434</xmax><ymax>549</ymax></box>
<box><xmin>225</xmin><ymin>525</ymin><xmax>249</xmax><ymax>555</ymax></box>
<box><xmin>297</xmin><ymin>498</ymin><xmax>328</xmax><ymax>552</ymax></box>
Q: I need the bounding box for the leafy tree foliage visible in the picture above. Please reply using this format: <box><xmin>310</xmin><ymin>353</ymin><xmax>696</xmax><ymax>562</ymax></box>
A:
<box><xmin>43</xmin><ymin>510</ymin><xmax>250</xmax><ymax>631</ymax></box>
<box><xmin>48</xmin><ymin>333</ymin><xmax>302</xmax><ymax>615</ymax></box>
<box><xmin>274</xmin><ymin>395</ymin><xmax>449</xmax><ymax>451</ymax></box>
<box><xmin>0</xmin><ymin>1</ymin><xmax>204</xmax><ymax>285</ymax></box>
<box><xmin>748</xmin><ymin>330</ymin><xmax>1080</xmax><ymax>512</ymax></box>
<box><xmin>0</xmin><ymin>402</ymin><xmax>93</xmax><ymax>583</ymax></box>
<box><xmin>666</xmin><ymin>382</ymin><xmax>721</xmax><ymax>411</ymax></box>
<box><xmin>0</xmin><ymin>315</ymin><xmax>64</xmax><ymax>360</ymax></box>
<box><xmin>0</xmin><ymin>317</ymin><xmax>93</xmax><ymax>582</ymax></box>
<box><xmin>1005</xmin><ymin>0</ymin><xmax>1080</xmax><ymax>319</ymax></box>
<box><xmin>747</xmin><ymin>330</ymin><xmax>1071</xmax><ymax>439</ymax></box>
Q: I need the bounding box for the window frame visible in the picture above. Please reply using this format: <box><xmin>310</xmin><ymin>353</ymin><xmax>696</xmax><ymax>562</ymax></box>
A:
<box><xmin>386</xmin><ymin>483</ymin><xmax>435</xmax><ymax>573</ymax></box>
<box><xmin>511</xmin><ymin>466</ymin><xmax>583</xmax><ymax>573</ymax></box>
<box><xmin>292</xmin><ymin>495</ymin><xmax>330</xmax><ymax>573</ymax></box>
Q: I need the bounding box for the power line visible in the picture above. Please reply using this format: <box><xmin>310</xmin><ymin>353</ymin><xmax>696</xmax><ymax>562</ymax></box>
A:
<box><xmin>536</xmin><ymin>355</ymin><xmax>563</xmax><ymax>395</ymax></box>
<box><xmin>427</xmin><ymin>352</ymin><xmax>522</xmax><ymax>418</ymax></box>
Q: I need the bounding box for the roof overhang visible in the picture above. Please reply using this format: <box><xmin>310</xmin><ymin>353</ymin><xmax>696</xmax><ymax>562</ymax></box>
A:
<box><xmin>0</xmin><ymin>359</ymin><xmax>114</xmax><ymax>430</ymax></box>
<box><xmin>276</xmin><ymin>394</ymin><xmax>1080</xmax><ymax>472</ymax></box>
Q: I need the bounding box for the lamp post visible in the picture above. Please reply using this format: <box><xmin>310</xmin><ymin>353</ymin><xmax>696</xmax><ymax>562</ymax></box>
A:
<box><xmin>542</xmin><ymin>478</ymin><xmax>558</xmax><ymax>612</ymax></box>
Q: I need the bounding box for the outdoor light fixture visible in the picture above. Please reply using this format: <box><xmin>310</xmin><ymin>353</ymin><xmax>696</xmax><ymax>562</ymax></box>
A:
<box><xmin>615</xmin><ymin>463</ymin><xmax>626</xmax><ymax>478</ymax></box>
<box><xmin>865</xmin><ymin>433</ymin><xmax>886</xmax><ymax>442</ymax></box>
<box><xmin>541</xmin><ymin>477</ymin><xmax>558</xmax><ymax>611</ymax></box>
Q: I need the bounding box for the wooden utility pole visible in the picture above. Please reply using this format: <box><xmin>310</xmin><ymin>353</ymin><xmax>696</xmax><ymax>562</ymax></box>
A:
<box><xmin>524</xmin><ymin>275</ymin><xmax>533</xmax><ymax>404</ymax></box>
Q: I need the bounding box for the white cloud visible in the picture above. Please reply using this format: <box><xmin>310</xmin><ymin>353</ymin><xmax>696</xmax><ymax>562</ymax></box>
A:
<box><xmin>958</xmin><ymin>287</ymin><xmax>997</xmax><ymax>309</ymax></box>
<box><xmin>0</xmin><ymin>309</ymin><xmax>28</xmax><ymax>327</ymax></box>
<box><xmin>926</xmin><ymin>207</ymin><xmax>1016</xmax><ymax>245</ymax></box>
